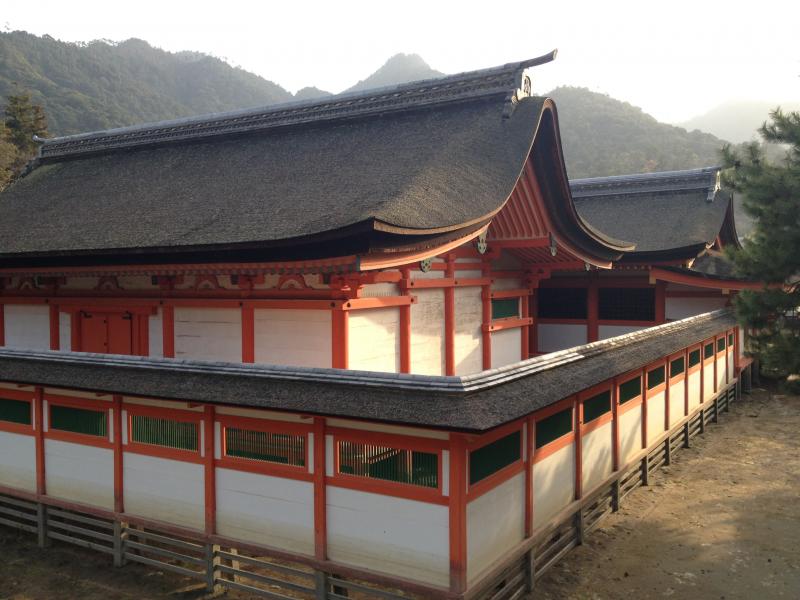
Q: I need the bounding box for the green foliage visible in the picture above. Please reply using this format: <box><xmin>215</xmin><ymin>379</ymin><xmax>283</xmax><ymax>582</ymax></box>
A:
<box><xmin>548</xmin><ymin>86</ymin><xmax>725</xmax><ymax>178</ymax></box>
<box><xmin>722</xmin><ymin>109</ymin><xmax>800</xmax><ymax>381</ymax></box>
<box><xmin>0</xmin><ymin>87</ymin><xmax>48</xmax><ymax>190</ymax></box>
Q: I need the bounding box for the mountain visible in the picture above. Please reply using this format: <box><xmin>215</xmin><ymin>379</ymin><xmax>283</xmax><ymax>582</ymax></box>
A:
<box><xmin>345</xmin><ymin>53</ymin><xmax>443</xmax><ymax>93</ymax></box>
<box><xmin>680</xmin><ymin>100</ymin><xmax>800</xmax><ymax>144</ymax></box>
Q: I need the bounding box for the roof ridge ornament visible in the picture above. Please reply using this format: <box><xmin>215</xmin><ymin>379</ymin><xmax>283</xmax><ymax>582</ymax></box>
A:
<box><xmin>39</xmin><ymin>50</ymin><xmax>558</xmax><ymax>160</ymax></box>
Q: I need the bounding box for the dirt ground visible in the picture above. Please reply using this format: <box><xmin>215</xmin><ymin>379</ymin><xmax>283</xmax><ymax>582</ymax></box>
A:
<box><xmin>0</xmin><ymin>388</ymin><xmax>797</xmax><ymax>600</ymax></box>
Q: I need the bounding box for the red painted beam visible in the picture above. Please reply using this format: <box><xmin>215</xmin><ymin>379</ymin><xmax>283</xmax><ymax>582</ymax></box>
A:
<box><xmin>448</xmin><ymin>434</ymin><xmax>467</xmax><ymax>593</ymax></box>
<box><xmin>49</xmin><ymin>305</ymin><xmax>59</xmax><ymax>351</ymax></box>
<box><xmin>241</xmin><ymin>305</ymin><xmax>255</xmax><ymax>363</ymax></box>
<box><xmin>162</xmin><ymin>305</ymin><xmax>175</xmax><ymax>358</ymax></box>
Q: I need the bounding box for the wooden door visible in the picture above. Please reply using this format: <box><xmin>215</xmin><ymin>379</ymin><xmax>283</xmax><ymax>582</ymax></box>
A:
<box><xmin>78</xmin><ymin>311</ymin><xmax>134</xmax><ymax>355</ymax></box>
<box><xmin>107</xmin><ymin>312</ymin><xmax>133</xmax><ymax>355</ymax></box>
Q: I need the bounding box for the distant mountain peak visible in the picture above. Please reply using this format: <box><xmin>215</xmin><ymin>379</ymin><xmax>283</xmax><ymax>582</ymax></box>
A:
<box><xmin>345</xmin><ymin>53</ymin><xmax>443</xmax><ymax>93</ymax></box>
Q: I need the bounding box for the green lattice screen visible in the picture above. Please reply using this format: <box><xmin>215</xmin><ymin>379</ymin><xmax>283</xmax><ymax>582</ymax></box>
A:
<box><xmin>131</xmin><ymin>415</ymin><xmax>198</xmax><ymax>451</ymax></box>
<box><xmin>689</xmin><ymin>349</ymin><xmax>701</xmax><ymax>367</ymax></box>
<box><xmin>583</xmin><ymin>390</ymin><xmax>611</xmax><ymax>423</ymax></box>
<box><xmin>535</xmin><ymin>409</ymin><xmax>572</xmax><ymax>449</ymax></box>
<box><xmin>338</xmin><ymin>441</ymin><xmax>438</xmax><ymax>488</ymax></box>
<box><xmin>670</xmin><ymin>357</ymin><xmax>685</xmax><ymax>377</ymax></box>
<box><xmin>619</xmin><ymin>377</ymin><xmax>641</xmax><ymax>404</ymax></box>
<box><xmin>225</xmin><ymin>428</ymin><xmax>305</xmax><ymax>466</ymax></box>
<box><xmin>648</xmin><ymin>366</ymin><xmax>665</xmax><ymax>389</ymax></box>
<box><xmin>469</xmin><ymin>430</ymin><xmax>521</xmax><ymax>485</ymax></box>
<box><xmin>0</xmin><ymin>398</ymin><xmax>31</xmax><ymax>425</ymax></box>
<box><xmin>50</xmin><ymin>405</ymin><xmax>107</xmax><ymax>437</ymax></box>
<box><xmin>491</xmin><ymin>298</ymin><xmax>519</xmax><ymax>320</ymax></box>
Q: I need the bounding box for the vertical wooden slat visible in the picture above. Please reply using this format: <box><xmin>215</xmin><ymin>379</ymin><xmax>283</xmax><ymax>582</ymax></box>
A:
<box><xmin>204</xmin><ymin>405</ymin><xmax>216</xmax><ymax>536</ymax></box>
<box><xmin>162</xmin><ymin>305</ymin><xmax>175</xmax><ymax>358</ymax></box>
<box><xmin>313</xmin><ymin>417</ymin><xmax>327</xmax><ymax>561</ymax></box>
<box><xmin>587</xmin><ymin>279</ymin><xmax>598</xmax><ymax>343</ymax></box>
<box><xmin>113</xmin><ymin>395</ymin><xmax>124</xmax><ymax>513</ymax></box>
<box><xmin>49</xmin><ymin>305</ymin><xmax>59</xmax><ymax>350</ymax></box>
<box><xmin>35</xmin><ymin>387</ymin><xmax>45</xmax><ymax>495</ymax></box>
<box><xmin>448</xmin><ymin>433</ymin><xmax>467</xmax><ymax>593</ymax></box>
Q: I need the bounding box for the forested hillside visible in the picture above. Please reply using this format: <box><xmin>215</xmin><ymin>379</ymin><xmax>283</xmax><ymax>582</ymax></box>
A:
<box><xmin>1</xmin><ymin>31</ymin><xmax>732</xmax><ymax>181</ymax></box>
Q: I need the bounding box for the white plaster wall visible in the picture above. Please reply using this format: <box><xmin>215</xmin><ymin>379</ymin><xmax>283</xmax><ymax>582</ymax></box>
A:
<box><xmin>347</xmin><ymin>308</ymin><xmax>399</xmax><ymax>373</ymax></box>
<box><xmin>716</xmin><ymin>355</ymin><xmax>727</xmax><ymax>389</ymax></box>
<box><xmin>491</xmin><ymin>328</ymin><xmax>521</xmax><ymax>369</ymax></box>
<box><xmin>215</xmin><ymin>469</ymin><xmax>314</xmax><ymax>554</ymax></box>
<box><xmin>727</xmin><ymin>349</ymin><xmax>735</xmax><ymax>383</ymax></box>
<box><xmin>410</xmin><ymin>289</ymin><xmax>445</xmax><ymax>375</ymax></box>
<box><xmin>703</xmin><ymin>363</ymin><xmax>715</xmax><ymax>401</ymax></box>
<box><xmin>532</xmin><ymin>443</ymin><xmax>574</xmax><ymax>527</ymax></box>
<box><xmin>148</xmin><ymin>308</ymin><xmax>163</xmax><ymax>358</ymax></box>
<box><xmin>598</xmin><ymin>324</ymin><xmax>647</xmax><ymax>340</ymax></box>
<box><xmin>581</xmin><ymin>421</ymin><xmax>613</xmax><ymax>493</ymax></box>
<box><xmin>688</xmin><ymin>371</ymin><xmax>701</xmax><ymax>411</ymax></box>
<box><xmin>3</xmin><ymin>305</ymin><xmax>50</xmax><ymax>350</ymax></box>
<box><xmin>255</xmin><ymin>309</ymin><xmax>331</xmax><ymax>368</ymax></box>
<box><xmin>45</xmin><ymin>439</ymin><xmax>114</xmax><ymax>509</ymax></box>
<box><xmin>174</xmin><ymin>308</ymin><xmax>241</xmax><ymax>362</ymax></box>
<box><xmin>58</xmin><ymin>312</ymin><xmax>71</xmax><ymax>351</ymax></box>
<box><xmin>491</xmin><ymin>278</ymin><xmax>522</xmax><ymax>291</ymax></box>
<box><xmin>665</xmin><ymin>297</ymin><xmax>728</xmax><ymax>321</ymax></box>
<box><xmin>669</xmin><ymin>383</ymin><xmax>685</xmax><ymax>427</ymax></box>
<box><xmin>537</xmin><ymin>324</ymin><xmax>587</xmax><ymax>353</ymax></box>
<box><xmin>326</xmin><ymin>487</ymin><xmax>449</xmax><ymax>587</ymax></box>
<box><xmin>467</xmin><ymin>472</ymin><xmax>525</xmax><ymax>584</ymax></box>
<box><xmin>646</xmin><ymin>391</ymin><xmax>666</xmax><ymax>445</ymax></box>
<box><xmin>123</xmin><ymin>453</ymin><xmax>204</xmax><ymax>530</ymax></box>
<box><xmin>454</xmin><ymin>287</ymin><xmax>483</xmax><ymax>375</ymax></box>
<box><xmin>0</xmin><ymin>431</ymin><xmax>35</xmax><ymax>491</ymax></box>
<box><xmin>618</xmin><ymin>406</ymin><xmax>643</xmax><ymax>466</ymax></box>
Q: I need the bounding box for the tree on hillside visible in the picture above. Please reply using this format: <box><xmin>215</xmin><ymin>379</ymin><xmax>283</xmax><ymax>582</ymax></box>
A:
<box><xmin>721</xmin><ymin>108</ymin><xmax>800</xmax><ymax>388</ymax></box>
<box><xmin>1</xmin><ymin>88</ymin><xmax>48</xmax><ymax>190</ymax></box>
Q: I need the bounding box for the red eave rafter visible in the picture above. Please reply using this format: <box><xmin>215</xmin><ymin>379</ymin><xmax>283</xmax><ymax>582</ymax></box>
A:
<box><xmin>649</xmin><ymin>267</ymin><xmax>765</xmax><ymax>291</ymax></box>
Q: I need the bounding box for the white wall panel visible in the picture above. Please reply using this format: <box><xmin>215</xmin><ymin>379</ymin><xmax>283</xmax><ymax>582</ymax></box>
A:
<box><xmin>688</xmin><ymin>371</ymin><xmax>701</xmax><ymax>411</ymax></box>
<box><xmin>467</xmin><ymin>472</ymin><xmax>525</xmax><ymax>584</ymax></box>
<box><xmin>59</xmin><ymin>312</ymin><xmax>71</xmax><ymax>351</ymax></box>
<box><xmin>348</xmin><ymin>308</ymin><xmax>399</xmax><ymax>373</ymax></box>
<box><xmin>716</xmin><ymin>356</ymin><xmax>727</xmax><ymax>389</ymax></box>
<box><xmin>581</xmin><ymin>422</ymin><xmax>613</xmax><ymax>493</ymax></box>
<box><xmin>327</xmin><ymin>487</ymin><xmax>449</xmax><ymax>587</ymax></box>
<box><xmin>669</xmin><ymin>383</ymin><xmax>685</xmax><ymax>427</ymax></box>
<box><xmin>0</xmin><ymin>431</ymin><xmax>36</xmax><ymax>491</ymax></box>
<box><xmin>646</xmin><ymin>391</ymin><xmax>666</xmax><ymax>445</ymax></box>
<box><xmin>410</xmin><ymin>289</ymin><xmax>445</xmax><ymax>375</ymax></box>
<box><xmin>4</xmin><ymin>305</ymin><xmax>50</xmax><ymax>350</ymax></box>
<box><xmin>148</xmin><ymin>308</ymin><xmax>163</xmax><ymax>358</ymax></box>
<box><xmin>174</xmin><ymin>308</ymin><xmax>241</xmax><ymax>362</ymax></box>
<box><xmin>665</xmin><ymin>297</ymin><xmax>727</xmax><ymax>321</ymax></box>
<box><xmin>454</xmin><ymin>288</ymin><xmax>482</xmax><ymax>375</ymax></box>
<box><xmin>491</xmin><ymin>328</ymin><xmax>521</xmax><ymax>369</ymax></box>
<box><xmin>537</xmin><ymin>324</ymin><xmax>587</xmax><ymax>353</ymax></box>
<box><xmin>727</xmin><ymin>350</ymin><xmax>735</xmax><ymax>384</ymax></box>
<box><xmin>703</xmin><ymin>363</ymin><xmax>715</xmax><ymax>401</ymax></box>
<box><xmin>215</xmin><ymin>468</ymin><xmax>314</xmax><ymax>554</ymax></box>
<box><xmin>532</xmin><ymin>444</ymin><xmax>574</xmax><ymax>527</ymax></box>
<box><xmin>123</xmin><ymin>453</ymin><xmax>204</xmax><ymax>530</ymax></box>
<box><xmin>598</xmin><ymin>324</ymin><xmax>647</xmax><ymax>340</ymax></box>
<box><xmin>255</xmin><ymin>309</ymin><xmax>331</xmax><ymax>368</ymax></box>
<box><xmin>618</xmin><ymin>406</ymin><xmax>642</xmax><ymax>466</ymax></box>
<box><xmin>45</xmin><ymin>439</ymin><xmax>114</xmax><ymax>509</ymax></box>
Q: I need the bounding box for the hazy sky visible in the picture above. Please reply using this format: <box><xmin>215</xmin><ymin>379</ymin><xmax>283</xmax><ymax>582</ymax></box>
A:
<box><xmin>3</xmin><ymin>0</ymin><xmax>798</xmax><ymax>123</ymax></box>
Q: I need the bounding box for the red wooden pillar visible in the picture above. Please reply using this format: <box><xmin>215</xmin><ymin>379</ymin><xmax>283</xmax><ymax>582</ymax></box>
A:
<box><xmin>113</xmin><ymin>395</ymin><xmax>124</xmax><ymax>513</ymax></box>
<box><xmin>640</xmin><ymin>368</ymin><xmax>648</xmax><ymax>448</ymax></box>
<box><xmin>400</xmin><ymin>268</ymin><xmax>411</xmax><ymax>373</ymax></box>
<box><xmin>162</xmin><ymin>305</ymin><xmax>175</xmax><ymax>358</ymax></box>
<box><xmin>0</xmin><ymin>303</ymin><xmax>4</xmax><ymax>346</ymax></box>
<box><xmin>49</xmin><ymin>305</ymin><xmax>59</xmax><ymax>350</ymax></box>
<box><xmin>520</xmin><ymin>295</ymin><xmax>530</xmax><ymax>360</ymax></box>
<box><xmin>70</xmin><ymin>310</ymin><xmax>81</xmax><ymax>351</ymax></box>
<box><xmin>448</xmin><ymin>433</ymin><xmax>467</xmax><ymax>593</ymax></box>
<box><xmin>587</xmin><ymin>281</ymin><xmax>599</xmax><ymax>343</ymax></box>
<box><xmin>611</xmin><ymin>378</ymin><xmax>620</xmax><ymax>471</ymax></box>
<box><xmin>313</xmin><ymin>417</ymin><xmax>327</xmax><ymax>561</ymax></box>
<box><xmin>574</xmin><ymin>397</ymin><xmax>582</xmax><ymax>499</ymax></box>
<box><xmin>241</xmin><ymin>304</ymin><xmax>255</xmax><ymax>363</ymax></box>
<box><xmin>203</xmin><ymin>405</ymin><xmax>216</xmax><ymax>535</ymax></box>
<box><xmin>655</xmin><ymin>282</ymin><xmax>666</xmax><ymax>324</ymax></box>
<box><xmin>524</xmin><ymin>418</ymin><xmax>534</xmax><ymax>537</ymax></box>
<box><xmin>529</xmin><ymin>291</ymin><xmax>538</xmax><ymax>355</ymax></box>
<box><xmin>331</xmin><ymin>309</ymin><xmax>348</xmax><ymax>369</ymax></box>
<box><xmin>481</xmin><ymin>285</ymin><xmax>492</xmax><ymax>370</ymax></box>
<box><xmin>684</xmin><ymin>349</ymin><xmax>690</xmax><ymax>417</ymax></box>
<box><xmin>35</xmin><ymin>387</ymin><xmax>45</xmax><ymax>496</ymax></box>
<box><xmin>445</xmin><ymin>257</ymin><xmax>456</xmax><ymax>376</ymax></box>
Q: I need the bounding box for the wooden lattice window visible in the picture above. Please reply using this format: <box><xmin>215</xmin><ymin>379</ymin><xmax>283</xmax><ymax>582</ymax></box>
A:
<box><xmin>50</xmin><ymin>405</ymin><xmax>107</xmax><ymax>437</ymax></box>
<box><xmin>619</xmin><ymin>377</ymin><xmax>641</xmax><ymax>404</ymax></box>
<box><xmin>670</xmin><ymin>356</ymin><xmax>685</xmax><ymax>377</ymax></box>
<box><xmin>537</xmin><ymin>288</ymin><xmax>588</xmax><ymax>319</ymax></box>
<box><xmin>0</xmin><ymin>398</ymin><xmax>31</xmax><ymax>425</ymax></box>
<box><xmin>717</xmin><ymin>338</ymin><xmax>726</xmax><ymax>353</ymax></box>
<box><xmin>491</xmin><ymin>298</ymin><xmax>519</xmax><ymax>320</ymax></box>
<box><xmin>131</xmin><ymin>415</ymin><xmax>198</xmax><ymax>451</ymax></box>
<box><xmin>704</xmin><ymin>343</ymin><xmax>714</xmax><ymax>359</ymax></box>
<box><xmin>689</xmin><ymin>349</ymin><xmax>701</xmax><ymax>367</ymax></box>
<box><xmin>225</xmin><ymin>428</ymin><xmax>305</xmax><ymax>467</ymax></box>
<box><xmin>535</xmin><ymin>409</ymin><xmax>572</xmax><ymax>449</ymax></box>
<box><xmin>583</xmin><ymin>390</ymin><xmax>611</xmax><ymax>423</ymax></box>
<box><xmin>598</xmin><ymin>288</ymin><xmax>655</xmax><ymax>321</ymax></box>
<box><xmin>469</xmin><ymin>430</ymin><xmax>521</xmax><ymax>485</ymax></box>
<box><xmin>337</xmin><ymin>441</ymin><xmax>438</xmax><ymax>489</ymax></box>
<box><xmin>647</xmin><ymin>366</ymin><xmax>665</xmax><ymax>389</ymax></box>
<box><xmin>728</xmin><ymin>333</ymin><xmax>734</xmax><ymax>346</ymax></box>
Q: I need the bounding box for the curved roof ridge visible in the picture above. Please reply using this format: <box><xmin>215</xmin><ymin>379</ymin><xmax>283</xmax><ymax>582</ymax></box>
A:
<box><xmin>570</xmin><ymin>166</ymin><xmax>722</xmax><ymax>202</ymax></box>
<box><xmin>37</xmin><ymin>51</ymin><xmax>557</xmax><ymax>160</ymax></box>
